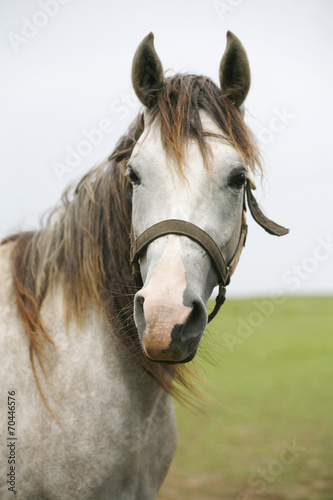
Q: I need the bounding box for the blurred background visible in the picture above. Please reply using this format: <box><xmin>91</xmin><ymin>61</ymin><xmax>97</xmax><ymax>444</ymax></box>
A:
<box><xmin>1</xmin><ymin>1</ymin><xmax>332</xmax><ymax>499</ymax></box>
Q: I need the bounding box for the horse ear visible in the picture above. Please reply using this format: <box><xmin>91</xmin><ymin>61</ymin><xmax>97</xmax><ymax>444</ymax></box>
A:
<box><xmin>219</xmin><ymin>31</ymin><xmax>251</xmax><ymax>109</ymax></box>
<box><xmin>132</xmin><ymin>32</ymin><xmax>164</xmax><ymax>109</ymax></box>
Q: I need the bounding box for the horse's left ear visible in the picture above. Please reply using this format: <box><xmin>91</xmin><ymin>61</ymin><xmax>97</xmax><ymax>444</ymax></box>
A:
<box><xmin>219</xmin><ymin>31</ymin><xmax>251</xmax><ymax>110</ymax></box>
<box><xmin>132</xmin><ymin>32</ymin><xmax>164</xmax><ymax>109</ymax></box>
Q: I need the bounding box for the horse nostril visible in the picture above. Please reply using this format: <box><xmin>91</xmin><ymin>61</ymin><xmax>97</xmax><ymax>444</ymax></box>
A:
<box><xmin>134</xmin><ymin>292</ymin><xmax>146</xmax><ymax>332</ymax></box>
<box><xmin>181</xmin><ymin>299</ymin><xmax>208</xmax><ymax>341</ymax></box>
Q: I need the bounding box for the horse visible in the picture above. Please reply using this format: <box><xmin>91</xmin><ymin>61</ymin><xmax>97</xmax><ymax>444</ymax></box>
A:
<box><xmin>0</xmin><ymin>32</ymin><xmax>288</xmax><ymax>499</ymax></box>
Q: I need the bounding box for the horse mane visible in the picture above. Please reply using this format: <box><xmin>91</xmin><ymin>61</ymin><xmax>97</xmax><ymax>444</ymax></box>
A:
<box><xmin>2</xmin><ymin>74</ymin><xmax>262</xmax><ymax>409</ymax></box>
<box><xmin>150</xmin><ymin>74</ymin><xmax>262</xmax><ymax>176</ymax></box>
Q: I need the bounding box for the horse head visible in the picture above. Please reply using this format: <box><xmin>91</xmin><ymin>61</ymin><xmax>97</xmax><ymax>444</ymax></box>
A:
<box><xmin>127</xmin><ymin>32</ymin><xmax>288</xmax><ymax>364</ymax></box>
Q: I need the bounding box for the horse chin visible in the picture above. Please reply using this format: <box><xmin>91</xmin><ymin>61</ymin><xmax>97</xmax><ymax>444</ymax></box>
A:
<box><xmin>143</xmin><ymin>349</ymin><xmax>197</xmax><ymax>364</ymax></box>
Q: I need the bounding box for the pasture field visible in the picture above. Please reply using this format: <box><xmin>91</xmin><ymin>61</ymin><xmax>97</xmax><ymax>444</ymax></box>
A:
<box><xmin>157</xmin><ymin>296</ymin><xmax>333</xmax><ymax>500</ymax></box>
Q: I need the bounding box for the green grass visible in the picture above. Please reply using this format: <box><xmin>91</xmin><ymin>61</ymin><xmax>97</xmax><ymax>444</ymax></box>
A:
<box><xmin>157</xmin><ymin>296</ymin><xmax>333</xmax><ymax>500</ymax></box>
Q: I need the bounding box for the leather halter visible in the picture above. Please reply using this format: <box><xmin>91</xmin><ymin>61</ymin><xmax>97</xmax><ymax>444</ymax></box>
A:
<box><xmin>130</xmin><ymin>219</ymin><xmax>247</xmax><ymax>322</ymax></box>
<box><xmin>130</xmin><ymin>181</ymin><xmax>289</xmax><ymax>323</ymax></box>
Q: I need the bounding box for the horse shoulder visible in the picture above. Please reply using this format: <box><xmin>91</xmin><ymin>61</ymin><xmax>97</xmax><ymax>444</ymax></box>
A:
<box><xmin>0</xmin><ymin>249</ymin><xmax>177</xmax><ymax>499</ymax></box>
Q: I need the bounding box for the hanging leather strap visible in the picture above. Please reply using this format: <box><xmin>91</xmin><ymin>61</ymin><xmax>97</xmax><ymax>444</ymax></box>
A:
<box><xmin>246</xmin><ymin>183</ymin><xmax>289</xmax><ymax>236</ymax></box>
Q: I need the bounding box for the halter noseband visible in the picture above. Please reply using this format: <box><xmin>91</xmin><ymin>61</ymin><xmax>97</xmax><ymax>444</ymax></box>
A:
<box><xmin>130</xmin><ymin>181</ymin><xmax>289</xmax><ymax>323</ymax></box>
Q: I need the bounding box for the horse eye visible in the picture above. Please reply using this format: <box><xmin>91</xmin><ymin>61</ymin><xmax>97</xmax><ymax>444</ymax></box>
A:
<box><xmin>125</xmin><ymin>166</ymin><xmax>140</xmax><ymax>185</ymax></box>
<box><xmin>230</xmin><ymin>172</ymin><xmax>246</xmax><ymax>188</ymax></box>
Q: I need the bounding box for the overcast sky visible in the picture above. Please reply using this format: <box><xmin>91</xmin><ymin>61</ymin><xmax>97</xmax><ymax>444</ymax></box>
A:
<box><xmin>1</xmin><ymin>0</ymin><xmax>332</xmax><ymax>298</ymax></box>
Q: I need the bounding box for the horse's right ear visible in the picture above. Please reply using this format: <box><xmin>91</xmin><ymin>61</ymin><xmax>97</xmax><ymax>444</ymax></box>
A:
<box><xmin>132</xmin><ymin>32</ymin><xmax>164</xmax><ymax>109</ymax></box>
<box><xmin>219</xmin><ymin>31</ymin><xmax>251</xmax><ymax>110</ymax></box>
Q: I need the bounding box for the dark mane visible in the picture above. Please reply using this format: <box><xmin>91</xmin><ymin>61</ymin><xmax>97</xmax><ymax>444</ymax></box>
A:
<box><xmin>2</xmin><ymin>74</ymin><xmax>262</xmax><ymax>408</ymax></box>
